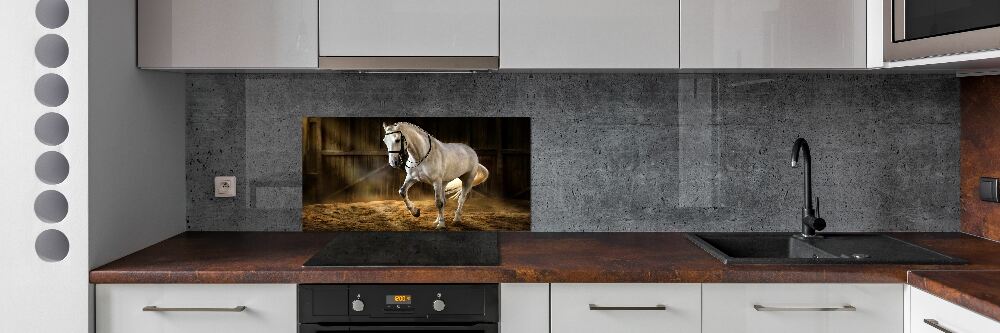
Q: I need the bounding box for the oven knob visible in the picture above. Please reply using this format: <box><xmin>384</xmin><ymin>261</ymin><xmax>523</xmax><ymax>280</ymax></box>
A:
<box><xmin>432</xmin><ymin>299</ymin><xmax>446</xmax><ymax>312</ymax></box>
<box><xmin>352</xmin><ymin>299</ymin><xmax>365</xmax><ymax>312</ymax></box>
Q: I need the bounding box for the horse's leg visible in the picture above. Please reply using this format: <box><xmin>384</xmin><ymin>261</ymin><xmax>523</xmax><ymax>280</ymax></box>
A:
<box><xmin>453</xmin><ymin>171</ymin><xmax>476</xmax><ymax>224</ymax></box>
<box><xmin>432</xmin><ymin>180</ymin><xmax>446</xmax><ymax>229</ymax></box>
<box><xmin>398</xmin><ymin>176</ymin><xmax>420</xmax><ymax>217</ymax></box>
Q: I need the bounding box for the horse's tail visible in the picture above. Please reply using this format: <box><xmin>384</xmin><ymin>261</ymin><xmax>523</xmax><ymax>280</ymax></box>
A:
<box><xmin>445</xmin><ymin>164</ymin><xmax>489</xmax><ymax>200</ymax></box>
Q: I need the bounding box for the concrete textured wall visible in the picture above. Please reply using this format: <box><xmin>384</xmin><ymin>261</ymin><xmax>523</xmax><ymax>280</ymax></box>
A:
<box><xmin>186</xmin><ymin>73</ymin><xmax>960</xmax><ymax>232</ymax></box>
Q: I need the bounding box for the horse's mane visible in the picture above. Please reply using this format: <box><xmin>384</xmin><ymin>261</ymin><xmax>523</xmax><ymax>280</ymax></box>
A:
<box><xmin>391</xmin><ymin>122</ymin><xmax>431</xmax><ymax>138</ymax></box>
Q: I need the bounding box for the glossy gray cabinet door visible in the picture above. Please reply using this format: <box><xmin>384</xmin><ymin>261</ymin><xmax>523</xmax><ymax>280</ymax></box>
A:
<box><xmin>319</xmin><ymin>0</ymin><xmax>499</xmax><ymax>57</ymax></box>
<box><xmin>501</xmin><ymin>0</ymin><xmax>680</xmax><ymax>69</ymax></box>
<box><xmin>138</xmin><ymin>0</ymin><xmax>318</xmax><ymax>69</ymax></box>
<box><xmin>681</xmin><ymin>0</ymin><xmax>870</xmax><ymax>69</ymax></box>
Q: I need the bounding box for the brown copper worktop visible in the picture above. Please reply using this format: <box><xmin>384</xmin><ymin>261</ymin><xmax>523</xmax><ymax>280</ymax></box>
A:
<box><xmin>91</xmin><ymin>232</ymin><xmax>1000</xmax><ymax>284</ymax></box>
<box><xmin>908</xmin><ymin>270</ymin><xmax>1000</xmax><ymax>323</ymax></box>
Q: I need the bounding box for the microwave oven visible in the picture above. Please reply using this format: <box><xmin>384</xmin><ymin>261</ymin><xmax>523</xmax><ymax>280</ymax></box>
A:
<box><xmin>884</xmin><ymin>0</ymin><xmax>1000</xmax><ymax>62</ymax></box>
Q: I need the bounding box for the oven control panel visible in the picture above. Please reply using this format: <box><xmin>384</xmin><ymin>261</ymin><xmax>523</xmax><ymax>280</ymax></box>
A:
<box><xmin>299</xmin><ymin>284</ymin><xmax>498</xmax><ymax>324</ymax></box>
<box><xmin>384</xmin><ymin>294</ymin><xmax>414</xmax><ymax>311</ymax></box>
<box><xmin>350</xmin><ymin>285</ymin><xmax>475</xmax><ymax>317</ymax></box>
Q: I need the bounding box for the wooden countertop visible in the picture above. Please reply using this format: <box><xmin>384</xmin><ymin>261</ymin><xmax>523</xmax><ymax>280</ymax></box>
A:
<box><xmin>91</xmin><ymin>232</ymin><xmax>1000</xmax><ymax>284</ymax></box>
<box><xmin>908</xmin><ymin>270</ymin><xmax>1000</xmax><ymax>323</ymax></box>
<box><xmin>90</xmin><ymin>232</ymin><xmax>1000</xmax><ymax>321</ymax></box>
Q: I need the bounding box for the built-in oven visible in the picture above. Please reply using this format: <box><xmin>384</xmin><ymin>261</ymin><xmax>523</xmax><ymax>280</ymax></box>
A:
<box><xmin>885</xmin><ymin>0</ymin><xmax>1000</xmax><ymax>61</ymax></box>
<box><xmin>299</xmin><ymin>284</ymin><xmax>498</xmax><ymax>333</ymax></box>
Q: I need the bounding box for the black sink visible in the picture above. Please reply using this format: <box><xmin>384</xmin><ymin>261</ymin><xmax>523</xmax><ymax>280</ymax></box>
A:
<box><xmin>687</xmin><ymin>233</ymin><xmax>966</xmax><ymax>265</ymax></box>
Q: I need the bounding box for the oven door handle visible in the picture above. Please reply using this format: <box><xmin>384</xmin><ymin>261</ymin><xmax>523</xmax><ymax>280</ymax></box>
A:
<box><xmin>299</xmin><ymin>323</ymin><xmax>498</xmax><ymax>332</ymax></box>
<box><xmin>348</xmin><ymin>323</ymin><xmax>497</xmax><ymax>331</ymax></box>
<box><xmin>298</xmin><ymin>325</ymin><xmax>350</xmax><ymax>332</ymax></box>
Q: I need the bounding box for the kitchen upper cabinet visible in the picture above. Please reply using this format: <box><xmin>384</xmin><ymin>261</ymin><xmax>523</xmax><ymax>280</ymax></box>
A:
<box><xmin>319</xmin><ymin>0</ymin><xmax>499</xmax><ymax>57</ymax></box>
<box><xmin>132</xmin><ymin>0</ymin><xmax>882</xmax><ymax>70</ymax></box>
<box><xmin>681</xmin><ymin>0</ymin><xmax>873</xmax><ymax>68</ymax></box>
<box><xmin>500</xmin><ymin>0</ymin><xmax>680</xmax><ymax>69</ymax></box>
<box><xmin>137</xmin><ymin>0</ymin><xmax>318</xmax><ymax>69</ymax></box>
<box><xmin>551</xmin><ymin>283</ymin><xmax>701</xmax><ymax>333</ymax></box>
<box><xmin>96</xmin><ymin>284</ymin><xmax>297</xmax><ymax>333</ymax></box>
<box><xmin>909</xmin><ymin>287</ymin><xmax>1000</xmax><ymax>333</ymax></box>
<box><xmin>702</xmin><ymin>284</ymin><xmax>903</xmax><ymax>333</ymax></box>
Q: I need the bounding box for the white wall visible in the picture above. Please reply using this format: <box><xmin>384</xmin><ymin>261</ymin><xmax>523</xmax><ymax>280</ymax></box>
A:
<box><xmin>88</xmin><ymin>0</ymin><xmax>186</xmax><ymax>269</ymax></box>
<box><xmin>0</xmin><ymin>0</ymin><xmax>185</xmax><ymax>331</ymax></box>
<box><xmin>0</xmin><ymin>0</ymin><xmax>90</xmax><ymax>331</ymax></box>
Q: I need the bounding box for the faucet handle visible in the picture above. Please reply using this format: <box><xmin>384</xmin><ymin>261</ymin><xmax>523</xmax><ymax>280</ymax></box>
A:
<box><xmin>813</xmin><ymin>196</ymin><xmax>826</xmax><ymax>231</ymax></box>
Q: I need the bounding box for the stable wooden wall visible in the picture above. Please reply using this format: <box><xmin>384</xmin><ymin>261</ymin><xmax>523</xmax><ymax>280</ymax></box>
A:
<box><xmin>961</xmin><ymin>76</ymin><xmax>1000</xmax><ymax>242</ymax></box>
<box><xmin>303</xmin><ymin>117</ymin><xmax>531</xmax><ymax>204</ymax></box>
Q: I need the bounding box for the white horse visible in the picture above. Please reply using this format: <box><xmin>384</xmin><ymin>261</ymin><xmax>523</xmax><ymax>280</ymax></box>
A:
<box><xmin>382</xmin><ymin>122</ymin><xmax>489</xmax><ymax>229</ymax></box>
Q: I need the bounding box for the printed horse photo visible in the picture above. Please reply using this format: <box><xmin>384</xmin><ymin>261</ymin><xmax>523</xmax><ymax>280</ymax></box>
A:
<box><xmin>302</xmin><ymin>117</ymin><xmax>530</xmax><ymax>232</ymax></box>
<box><xmin>382</xmin><ymin>122</ymin><xmax>489</xmax><ymax>229</ymax></box>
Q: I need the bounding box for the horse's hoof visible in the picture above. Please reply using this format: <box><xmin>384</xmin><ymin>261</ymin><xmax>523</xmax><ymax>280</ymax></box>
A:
<box><xmin>434</xmin><ymin>221</ymin><xmax>446</xmax><ymax>230</ymax></box>
<box><xmin>412</xmin><ymin>208</ymin><xmax>421</xmax><ymax>217</ymax></box>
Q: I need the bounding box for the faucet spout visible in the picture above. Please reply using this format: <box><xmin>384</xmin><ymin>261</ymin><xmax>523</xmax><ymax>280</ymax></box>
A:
<box><xmin>791</xmin><ymin>138</ymin><xmax>812</xmax><ymax>212</ymax></box>
<box><xmin>791</xmin><ymin>138</ymin><xmax>825</xmax><ymax>237</ymax></box>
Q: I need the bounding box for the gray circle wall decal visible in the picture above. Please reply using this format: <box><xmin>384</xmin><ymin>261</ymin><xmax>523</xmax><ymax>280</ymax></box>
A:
<box><xmin>35</xmin><ymin>151</ymin><xmax>69</xmax><ymax>185</ymax></box>
<box><xmin>35</xmin><ymin>229</ymin><xmax>70</xmax><ymax>262</ymax></box>
<box><xmin>36</xmin><ymin>0</ymin><xmax>69</xmax><ymax>29</ymax></box>
<box><xmin>35</xmin><ymin>112</ymin><xmax>69</xmax><ymax>145</ymax></box>
<box><xmin>34</xmin><ymin>190</ymin><xmax>68</xmax><ymax>223</ymax></box>
<box><xmin>34</xmin><ymin>73</ymin><xmax>69</xmax><ymax>107</ymax></box>
<box><xmin>35</xmin><ymin>34</ymin><xmax>69</xmax><ymax>68</ymax></box>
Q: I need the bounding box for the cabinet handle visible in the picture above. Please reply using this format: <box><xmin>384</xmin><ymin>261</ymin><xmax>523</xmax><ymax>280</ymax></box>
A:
<box><xmin>588</xmin><ymin>304</ymin><xmax>666</xmax><ymax>311</ymax></box>
<box><xmin>143</xmin><ymin>306</ymin><xmax>247</xmax><ymax>312</ymax></box>
<box><xmin>753</xmin><ymin>304</ymin><xmax>856</xmax><ymax>312</ymax></box>
<box><xmin>923</xmin><ymin>319</ymin><xmax>955</xmax><ymax>333</ymax></box>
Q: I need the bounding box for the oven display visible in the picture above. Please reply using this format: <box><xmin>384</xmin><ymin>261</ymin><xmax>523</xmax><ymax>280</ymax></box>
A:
<box><xmin>386</xmin><ymin>295</ymin><xmax>412</xmax><ymax>305</ymax></box>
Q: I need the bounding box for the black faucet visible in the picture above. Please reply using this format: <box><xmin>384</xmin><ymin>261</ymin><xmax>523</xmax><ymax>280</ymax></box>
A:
<box><xmin>791</xmin><ymin>138</ymin><xmax>826</xmax><ymax>237</ymax></box>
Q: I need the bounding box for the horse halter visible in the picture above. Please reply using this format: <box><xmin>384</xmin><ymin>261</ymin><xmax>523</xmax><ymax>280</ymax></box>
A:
<box><xmin>384</xmin><ymin>130</ymin><xmax>433</xmax><ymax>169</ymax></box>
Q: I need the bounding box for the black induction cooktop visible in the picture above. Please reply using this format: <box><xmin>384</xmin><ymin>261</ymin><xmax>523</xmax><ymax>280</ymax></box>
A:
<box><xmin>303</xmin><ymin>232</ymin><xmax>500</xmax><ymax>266</ymax></box>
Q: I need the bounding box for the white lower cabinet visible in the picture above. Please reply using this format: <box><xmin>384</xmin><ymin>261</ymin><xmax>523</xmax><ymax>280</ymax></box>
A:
<box><xmin>93</xmin><ymin>282</ymin><xmax>1000</xmax><ymax>333</ymax></box>
<box><xmin>96</xmin><ymin>284</ymin><xmax>297</xmax><ymax>333</ymax></box>
<box><xmin>702</xmin><ymin>283</ymin><xmax>904</xmax><ymax>333</ymax></box>
<box><xmin>500</xmin><ymin>283</ymin><xmax>549</xmax><ymax>333</ymax></box>
<box><xmin>909</xmin><ymin>287</ymin><xmax>1000</xmax><ymax>333</ymax></box>
<box><xmin>550</xmin><ymin>283</ymin><xmax>701</xmax><ymax>333</ymax></box>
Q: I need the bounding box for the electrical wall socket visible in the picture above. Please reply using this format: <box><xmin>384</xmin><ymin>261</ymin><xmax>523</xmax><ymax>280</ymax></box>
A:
<box><xmin>215</xmin><ymin>176</ymin><xmax>236</xmax><ymax>198</ymax></box>
<box><xmin>980</xmin><ymin>177</ymin><xmax>999</xmax><ymax>202</ymax></box>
